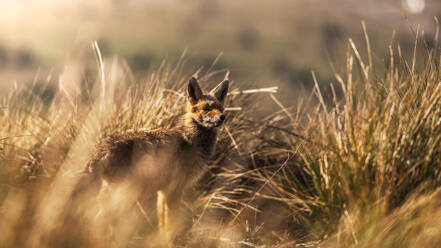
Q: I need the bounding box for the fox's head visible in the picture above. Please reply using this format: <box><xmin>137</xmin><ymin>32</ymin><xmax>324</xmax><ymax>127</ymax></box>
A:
<box><xmin>185</xmin><ymin>76</ymin><xmax>229</xmax><ymax>128</ymax></box>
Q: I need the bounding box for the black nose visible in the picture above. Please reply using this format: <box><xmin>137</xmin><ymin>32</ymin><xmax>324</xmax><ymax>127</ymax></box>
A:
<box><xmin>220</xmin><ymin>115</ymin><xmax>225</xmax><ymax>121</ymax></box>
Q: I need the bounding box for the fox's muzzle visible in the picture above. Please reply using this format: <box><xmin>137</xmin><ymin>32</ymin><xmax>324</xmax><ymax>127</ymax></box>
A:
<box><xmin>202</xmin><ymin>114</ymin><xmax>225</xmax><ymax>127</ymax></box>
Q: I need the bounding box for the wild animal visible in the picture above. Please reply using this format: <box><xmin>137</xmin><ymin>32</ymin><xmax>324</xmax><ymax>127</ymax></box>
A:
<box><xmin>84</xmin><ymin>75</ymin><xmax>229</xmax><ymax>246</ymax></box>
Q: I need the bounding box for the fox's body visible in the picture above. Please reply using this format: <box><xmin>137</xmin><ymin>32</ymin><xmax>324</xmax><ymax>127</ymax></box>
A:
<box><xmin>86</xmin><ymin>125</ymin><xmax>217</xmax><ymax>197</ymax></box>
<box><xmin>84</xmin><ymin>76</ymin><xmax>229</xmax><ymax>246</ymax></box>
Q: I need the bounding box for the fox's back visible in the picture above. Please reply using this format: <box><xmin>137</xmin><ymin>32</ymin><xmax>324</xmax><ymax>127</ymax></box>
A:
<box><xmin>87</xmin><ymin>128</ymin><xmax>205</xmax><ymax>192</ymax></box>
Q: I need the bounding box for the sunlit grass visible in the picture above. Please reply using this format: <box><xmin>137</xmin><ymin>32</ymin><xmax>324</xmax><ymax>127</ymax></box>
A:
<box><xmin>0</xmin><ymin>29</ymin><xmax>440</xmax><ymax>247</ymax></box>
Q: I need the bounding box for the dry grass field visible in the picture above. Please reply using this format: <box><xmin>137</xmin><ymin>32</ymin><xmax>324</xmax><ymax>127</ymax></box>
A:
<box><xmin>1</xmin><ymin>1</ymin><xmax>441</xmax><ymax>247</ymax></box>
<box><xmin>0</xmin><ymin>28</ymin><xmax>440</xmax><ymax>247</ymax></box>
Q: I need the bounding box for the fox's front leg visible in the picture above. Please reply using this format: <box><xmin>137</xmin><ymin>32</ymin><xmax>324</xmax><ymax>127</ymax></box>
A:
<box><xmin>157</xmin><ymin>189</ymin><xmax>184</xmax><ymax>247</ymax></box>
<box><xmin>157</xmin><ymin>190</ymin><xmax>172</xmax><ymax>246</ymax></box>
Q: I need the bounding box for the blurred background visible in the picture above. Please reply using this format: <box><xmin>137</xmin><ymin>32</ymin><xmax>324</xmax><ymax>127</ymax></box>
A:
<box><xmin>0</xmin><ymin>0</ymin><xmax>439</xmax><ymax>100</ymax></box>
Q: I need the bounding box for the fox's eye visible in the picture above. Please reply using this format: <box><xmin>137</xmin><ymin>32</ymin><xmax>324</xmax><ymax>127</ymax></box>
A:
<box><xmin>203</xmin><ymin>106</ymin><xmax>210</xmax><ymax>111</ymax></box>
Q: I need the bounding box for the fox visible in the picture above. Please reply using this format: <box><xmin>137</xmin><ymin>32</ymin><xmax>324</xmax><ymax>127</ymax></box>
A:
<box><xmin>83</xmin><ymin>75</ymin><xmax>229</xmax><ymax>246</ymax></box>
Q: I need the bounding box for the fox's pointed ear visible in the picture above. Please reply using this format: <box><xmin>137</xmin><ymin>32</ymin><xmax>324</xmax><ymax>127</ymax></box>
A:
<box><xmin>187</xmin><ymin>77</ymin><xmax>203</xmax><ymax>104</ymax></box>
<box><xmin>210</xmin><ymin>79</ymin><xmax>229</xmax><ymax>105</ymax></box>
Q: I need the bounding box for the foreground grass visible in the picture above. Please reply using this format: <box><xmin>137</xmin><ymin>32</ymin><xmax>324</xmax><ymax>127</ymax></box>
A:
<box><xmin>0</xmin><ymin>34</ymin><xmax>440</xmax><ymax>247</ymax></box>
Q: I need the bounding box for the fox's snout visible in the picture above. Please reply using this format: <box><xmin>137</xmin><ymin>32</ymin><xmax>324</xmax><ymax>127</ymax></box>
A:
<box><xmin>217</xmin><ymin>114</ymin><xmax>226</xmax><ymax>124</ymax></box>
<box><xmin>218</xmin><ymin>114</ymin><xmax>226</xmax><ymax>125</ymax></box>
<box><xmin>201</xmin><ymin>113</ymin><xmax>225</xmax><ymax>127</ymax></box>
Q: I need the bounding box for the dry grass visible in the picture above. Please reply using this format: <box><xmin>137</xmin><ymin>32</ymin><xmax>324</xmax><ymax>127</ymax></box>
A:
<box><xmin>0</xmin><ymin>30</ymin><xmax>440</xmax><ymax>247</ymax></box>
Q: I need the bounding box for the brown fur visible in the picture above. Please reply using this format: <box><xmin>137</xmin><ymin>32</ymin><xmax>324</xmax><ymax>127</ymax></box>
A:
<box><xmin>84</xmin><ymin>76</ymin><xmax>229</xmax><ymax>246</ymax></box>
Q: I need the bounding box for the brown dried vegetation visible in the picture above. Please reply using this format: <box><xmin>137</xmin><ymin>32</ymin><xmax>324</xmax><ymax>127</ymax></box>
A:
<box><xmin>0</xmin><ymin>30</ymin><xmax>441</xmax><ymax>247</ymax></box>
